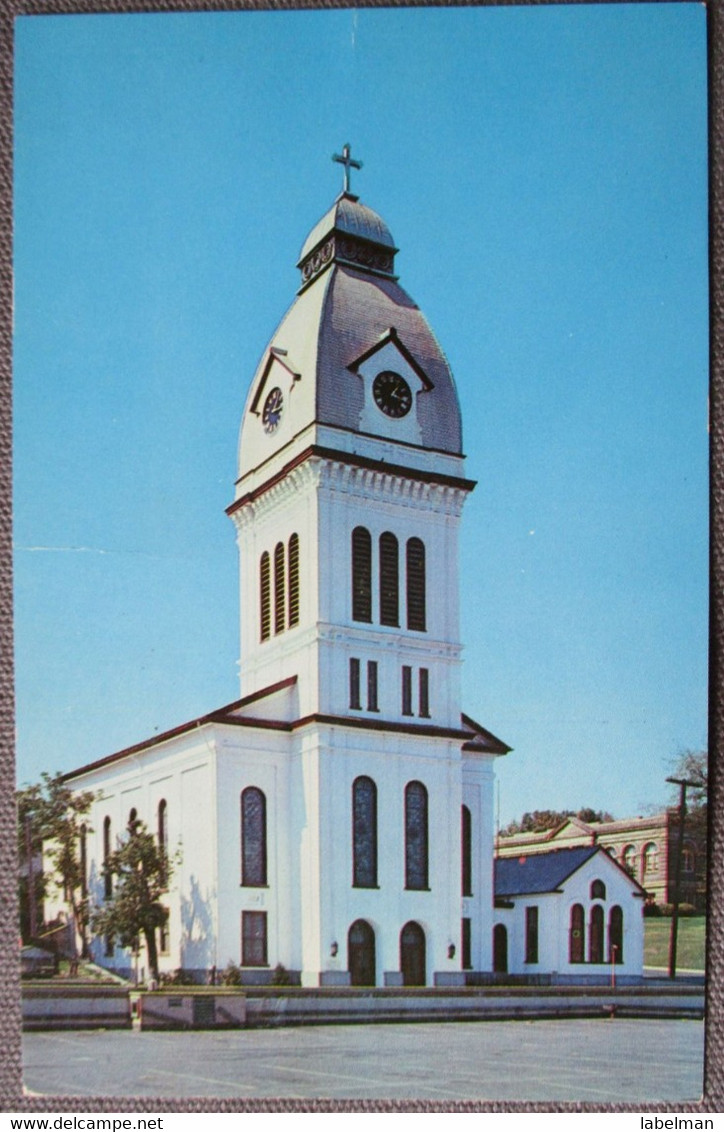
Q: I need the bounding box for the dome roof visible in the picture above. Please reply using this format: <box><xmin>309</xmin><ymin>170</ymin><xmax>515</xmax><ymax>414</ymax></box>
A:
<box><xmin>299</xmin><ymin>193</ymin><xmax>396</xmax><ymax>264</ymax></box>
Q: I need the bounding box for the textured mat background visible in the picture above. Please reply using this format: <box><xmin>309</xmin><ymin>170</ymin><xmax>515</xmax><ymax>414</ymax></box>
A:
<box><xmin>0</xmin><ymin>0</ymin><xmax>720</xmax><ymax>1112</ymax></box>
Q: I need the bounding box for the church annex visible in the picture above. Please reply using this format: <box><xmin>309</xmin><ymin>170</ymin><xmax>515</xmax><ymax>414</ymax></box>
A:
<box><xmin>57</xmin><ymin>150</ymin><xmax>642</xmax><ymax>987</ymax></box>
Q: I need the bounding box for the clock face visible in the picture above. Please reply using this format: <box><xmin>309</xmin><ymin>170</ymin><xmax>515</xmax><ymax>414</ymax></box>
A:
<box><xmin>372</xmin><ymin>370</ymin><xmax>412</xmax><ymax>419</ymax></box>
<box><xmin>262</xmin><ymin>387</ymin><xmax>284</xmax><ymax>433</ymax></box>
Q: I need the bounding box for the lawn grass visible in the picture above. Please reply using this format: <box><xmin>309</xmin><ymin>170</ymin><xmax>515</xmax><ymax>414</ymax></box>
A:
<box><xmin>644</xmin><ymin>914</ymin><xmax>706</xmax><ymax>971</ymax></box>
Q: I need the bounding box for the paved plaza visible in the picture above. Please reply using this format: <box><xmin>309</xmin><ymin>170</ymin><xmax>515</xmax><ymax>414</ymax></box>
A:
<box><xmin>24</xmin><ymin>1018</ymin><xmax>704</xmax><ymax>1103</ymax></box>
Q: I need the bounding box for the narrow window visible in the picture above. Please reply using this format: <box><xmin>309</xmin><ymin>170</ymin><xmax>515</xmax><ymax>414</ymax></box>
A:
<box><xmin>379</xmin><ymin>532</ymin><xmax>399</xmax><ymax>626</ymax></box>
<box><xmin>461</xmin><ymin>805</ymin><xmax>472</xmax><ymax>896</ymax></box>
<box><xmin>525</xmin><ymin>906</ymin><xmax>539</xmax><ymax>963</ymax></box>
<box><xmin>569</xmin><ymin>903</ymin><xmax>585</xmax><ymax>963</ymax></box>
<box><xmin>419</xmin><ymin>668</ymin><xmax>430</xmax><ymax>718</ymax></box>
<box><xmin>260</xmin><ymin>551</ymin><xmax>271</xmax><ymax>641</ymax></box>
<box><xmin>609</xmin><ymin>905</ymin><xmax>624</xmax><ymax>964</ymax></box>
<box><xmin>589</xmin><ymin>905</ymin><xmax>604</xmax><ymax>963</ymax></box>
<box><xmin>352</xmin><ymin>527</ymin><xmax>372</xmax><ymax>622</ymax></box>
<box><xmin>349</xmin><ymin>658</ymin><xmax>361</xmax><ymax>710</ymax></box>
<box><xmin>405</xmin><ymin>781</ymin><xmax>429</xmax><ymax>890</ymax></box>
<box><xmin>367</xmin><ymin>660</ymin><xmax>379</xmax><ymax>712</ymax></box>
<box><xmin>288</xmin><ymin>533</ymin><xmax>300</xmax><ymax>627</ymax></box>
<box><xmin>352</xmin><ymin>776</ymin><xmax>378</xmax><ymax>888</ymax></box>
<box><xmin>401</xmin><ymin>665</ymin><xmax>413</xmax><ymax>716</ymax></box>
<box><xmin>103</xmin><ymin>816</ymin><xmax>112</xmax><ymax>900</ymax></box>
<box><xmin>241</xmin><ymin>787</ymin><xmax>267</xmax><ymax>886</ymax></box>
<box><xmin>462</xmin><ymin>917</ymin><xmax>472</xmax><ymax>970</ymax></box>
<box><xmin>157</xmin><ymin>799</ymin><xmax>168</xmax><ymax>883</ymax></box>
<box><xmin>622</xmin><ymin>845</ymin><xmax>636</xmax><ymax>876</ymax></box>
<box><xmin>406</xmin><ymin>537</ymin><xmax>426</xmax><ymax>631</ymax></box>
<box><xmin>242</xmin><ymin>910</ymin><xmax>268</xmax><ymax>966</ymax></box>
<box><xmin>590</xmin><ymin>879</ymin><xmax>606</xmax><ymax>900</ymax></box>
<box><xmin>274</xmin><ymin>542</ymin><xmax>286</xmax><ymax>634</ymax></box>
<box><xmin>80</xmin><ymin>824</ymin><xmax>87</xmax><ymax>897</ymax></box>
<box><xmin>642</xmin><ymin>842</ymin><xmax>658</xmax><ymax>876</ymax></box>
<box><xmin>159</xmin><ymin>909</ymin><xmax>170</xmax><ymax>955</ymax></box>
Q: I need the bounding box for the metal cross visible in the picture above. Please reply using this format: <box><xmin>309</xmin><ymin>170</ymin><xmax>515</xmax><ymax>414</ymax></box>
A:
<box><xmin>333</xmin><ymin>143</ymin><xmax>363</xmax><ymax>194</ymax></box>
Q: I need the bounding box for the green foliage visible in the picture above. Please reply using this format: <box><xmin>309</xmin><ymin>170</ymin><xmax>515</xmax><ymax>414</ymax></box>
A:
<box><xmin>159</xmin><ymin>967</ymin><xmax>197</xmax><ymax>987</ymax></box>
<box><xmin>499</xmin><ymin>807</ymin><xmax>614</xmax><ymax>837</ymax></box>
<box><xmin>270</xmin><ymin>962</ymin><xmax>292</xmax><ymax>986</ymax></box>
<box><xmin>220</xmin><ymin>961</ymin><xmax>243</xmax><ymax>986</ymax></box>
<box><xmin>16</xmin><ymin>772</ymin><xmax>98</xmax><ymax>952</ymax></box>
<box><xmin>91</xmin><ymin>816</ymin><xmax>176</xmax><ymax>982</ymax></box>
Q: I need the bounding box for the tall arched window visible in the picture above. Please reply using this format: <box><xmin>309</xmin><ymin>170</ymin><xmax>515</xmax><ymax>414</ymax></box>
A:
<box><xmin>352</xmin><ymin>527</ymin><xmax>372</xmax><ymax>622</ymax></box>
<box><xmin>682</xmin><ymin>845</ymin><xmax>696</xmax><ymax>873</ymax></box>
<box><xmin>569</xmin><ymin>903</ymin><xmax>585</xmax><ymax>963</ymax></box>
<box><xmin>642</xmin><ymin>842</ymin><xmax>658</xmax><ymax>876</ymax></box>
<box><xmin>274</xmin><ymin>543</ymin><xmax>286</xmax><ymax>634</ymax></box>
<box><xmin>461</xmin><ymin>805</ymin><xmax>472</xmax><ymax>896</ymax></box>
<box><xmin>288</xmin><ymin>533</ymin><xmax>300</xmax><ymax>627</ymax></box>
<box><xmin>405</xmin><ymin>781</ymin><xmax>429</xmax><ymax>890</ymax></box>
<box><xmin>609</xmin><ymin>905</ymin><xmax>624</xmax><ymax>964</ymax></box>
<box><xmin>260</xmin><ymin>552</ymin><xmax>271</xmax><ymax>641</ymax></box>
<box><xmin>379</xmin><ymin>532</ymin><xmax>399</xmax><ymax>626</ymax></box>
<box><xmin>103</xmin><ymin>816</ymin><xmax>112</xmax><ymax>899</ymax></box>
<box><xmin>406</xmin><ymin>538</ymin><xmax>426</xmax><ymax>631</ymax></box>
<box><xmin>241</xmin><ymin>787</ymin><xmax>267</xmax><ymax>887</ymax></box>
<box><xmin>157</xmin><ymin>799</ymin><xmax>168</xmax><ymax>883</ymax></box>
<box><xmin>590</xmin><ymin>879</ymin><xmax>606</xmax><ymax>900</ymax></box>
<box><xmin>589</xmin><ymin>904</ymin><xmax>604</xmax><ymax>963</ymax></box>
<box><xmin>352</xmin><ymin>776</ymin><xmax>378</xmax><ymax>888</ymax></box>
<box><xmin>622</xmin><ymin>845</ymin><xmax>636</xmax><ymax>876</ymax></box>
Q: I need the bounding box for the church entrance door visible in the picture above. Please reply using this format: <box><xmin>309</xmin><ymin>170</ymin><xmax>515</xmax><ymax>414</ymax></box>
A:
<box><xmin>493</xmin><ymin>923</ymin><xmax>508</xmax><ymax>973</ymax></box>
<box><xmin>348</xmin><ymin>919</ymin><xmax>376</xmax><ymax>986</ymax></box>
<box><xmin>400</xmin><ymin>920</ymin><xmax>426</xmax><ymax>986</ymax></box>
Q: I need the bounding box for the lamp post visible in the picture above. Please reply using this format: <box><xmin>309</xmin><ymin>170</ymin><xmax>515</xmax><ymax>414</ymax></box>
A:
<box><xmin>665</xmin><ymin>776</ymin><xmax>700</xmax><ymax>979</ymax></box>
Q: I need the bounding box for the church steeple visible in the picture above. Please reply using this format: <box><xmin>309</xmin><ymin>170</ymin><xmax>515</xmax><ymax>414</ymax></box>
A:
<box><xmin>332</xmin><ymin>142</ymin><xmax>363</xmax><ymax>196</ymax></box>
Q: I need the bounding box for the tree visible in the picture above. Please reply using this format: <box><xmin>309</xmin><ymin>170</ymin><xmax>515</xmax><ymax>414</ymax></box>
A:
<box><xmin>17</xmin><ymin>772</ymin><xmax>97</xmax><ymax>954</ymax></box>
<box><xmin>91</xmin><ymin>816</ymin><xmax>175</xmax><ymax>983</ymax></box>
<box><xmin>668</xmin><ymin>748</ymin><xmax>708</xmax><ymax>902</ymax></box>
<box><xmin>499</xmin><ymin>807</ymin><xmax>615</xmax><ymax>838</ymax></box>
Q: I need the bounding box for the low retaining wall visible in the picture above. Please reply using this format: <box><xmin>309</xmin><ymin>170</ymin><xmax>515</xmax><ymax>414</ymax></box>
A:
<box><xmin>23</xmin><ymin>986</ymin><xmax>131</xmax><ymax>1030</ymax></box>
<box><xmin>135</xmin><ymin>992</ymin><xmax>246</xmax><ymax>1029</ymax></box>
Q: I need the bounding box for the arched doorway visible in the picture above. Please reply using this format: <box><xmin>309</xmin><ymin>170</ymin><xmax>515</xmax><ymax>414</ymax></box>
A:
<box><xmin>348</xmin><ymin>919</ymin><xmax>376</xmax><ymax>986</ymax></box>
<box><xmin>400</xmin><ymin>921</ymin><xmax>426</xmax><ymax>985</ymax></box>
<box><xmin>493</xmin><ymin>923</ymin><xmax>508</xmax><ymax>973</ymax></box>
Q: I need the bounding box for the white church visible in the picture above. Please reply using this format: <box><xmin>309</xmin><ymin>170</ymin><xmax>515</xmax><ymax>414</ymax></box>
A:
<box><xmin>58</xmin><ymin>148</ymin><xmax>644</xmax><ymax>987</ymax></box>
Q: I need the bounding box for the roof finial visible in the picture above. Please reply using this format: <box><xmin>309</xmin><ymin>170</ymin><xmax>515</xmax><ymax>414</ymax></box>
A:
<box><xmin>333</xmin><ymin>143</ymin><xmax>363</xmax><ymax>195</ymax></box>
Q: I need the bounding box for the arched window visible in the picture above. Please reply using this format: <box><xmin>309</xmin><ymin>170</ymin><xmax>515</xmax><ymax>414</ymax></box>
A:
<box><xmin>260</xmin><ymin>552</ymin><xmax>271</xmax><ymax>641</ymax></box>
<box><xmin>288</xmin><ymin>534</ymin><xmax>300</xmax><ymax>627</ymax></box>
<box><xmin>274</xmin><ymin>542</ymin><xmax>285</xmax><ymax>634</ymax></box>
<box><xmin>80</xmin><ymin>824</ymin><xmax>87</xmax><ymax>897</ymax></box>
<box><xmin>461</xmin><ymin>805</ymin><xmax>472</xmax><ymax>896</ymax></box>
<box><xmin>622</xmin><ymin>845</ymin><xmax>636</xmax><ymax>877</ymax></box>
<box><xmin>609</xmin><ymin>905</ymin><xmax>624</xmax><ymax>964</ymax></box>
<box><xmin>405</xmin><ymin>781</ymin><xmax>429</xmax><ymax>890</ymax></box>
<box><xmin>379</xmin><ymin>532</ymin><xmax>399</xmax><ymax>626</ymax></box>
<box><xmin>589</xmin><ymin>904</ymin><xmax>604</xmax><ymax>963</ymax></box>
<box><xmin>157</xmin><ymin>799</ymin><xmax>168</xmax><ymax>883</ymax></box>
<box><xmin>642</xmin><ymin>842</ymin><xmax>658</xmax><ymax>876</ymax></box>
<box><xmin>241</xmin><ymin>787</ymin><xmax>267</xmax><ymax>887</ymax></box>
<box><xmin>103</xmin><ymin>816</ymin><xmax>112</xmax><ymax>899</ymax></box>
<box><xmin>128</xmin><ymin>807</ymin><xmax>137</xmax><ymax>829</ymax></box>
<box><xmin>590</xmin><ymin>879</ymin><xmax>606</xmax><ymax>900</ymax></box>
<box><xmin>606</xmin><ymin>846</ymin><xmax>617</xmax><ymax>859</ymax></box>
<box><xmin>351</xmin><ymin>527</ymin><xmax>372</xmax><ymax>622</ymax></box>
<box><xmin>406</xmin><ymin>538</ymin><xmax>426</xmax><ymax>631</ymax></box>
<box><xmin>682</xmin><ymin>845</ymin><xmax>696</xmax><ymax>873</ymax></box>
<box><xmin>352</xmin><ymin>776</ymin><xmax>377</xmax><ymax>888</ymax></box>
<box><xmin>569</xmin><ymin>903</ymin><xmax>585</xmax><ymax>963</ymax></box>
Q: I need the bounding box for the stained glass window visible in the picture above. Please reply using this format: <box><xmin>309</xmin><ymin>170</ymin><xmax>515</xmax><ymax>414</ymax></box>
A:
<box><xmin>461</xmin><ymin>805</ymin><xmax>472</xmax><ymax>896</ymax></box>
<box><xmin>241</xmin><ymin>787</ymin><xmax>267</xmax><ymax>887</ymax></box>
<box><xmin>353</xmin><ymin>776</ymin><xmax>377</xmax><ymax>888</ymax></box>
<box><xmin>405</xmin><ymin>781</ymin><xmax>429</xmax><ymax>890</ymax></box>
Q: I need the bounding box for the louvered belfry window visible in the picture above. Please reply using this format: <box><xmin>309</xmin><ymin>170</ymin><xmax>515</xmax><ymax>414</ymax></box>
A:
<box><xmin>352</xmin><ymin>526</ymin><xmax>372</xmax><ymax>622</ymax></box>
<box><xmin>260</xmin><ymin>552</ymin><xmax>271</xmax><ymax>641</ymax></box>
<box><xmin>241</xmin><ymin>787</ymin><xmax>267</xmax><ymax>887</ymax></box>
<box><xmin>274</xmin><ymin>542</ymin><xmax>285</xmax><ymax>634</ymax></box>
<box><xmin>352</xmin><ymin>776</ymin><xmax>378</xmax><ymax>888</ymax></box>
<box><xmin>379</xmin><ymin>532</ymin><xmax>399</xmax><ymax>626</ymax></box>
<box><xmin>404</xmin><ymin>781</ymin><xmax>429</xmax><ymax>890</ymax></box>
<box><xmin>288</xmin><ymin>533</ymin><xmax>300</xmax><ymax>627</ymax></box>
<box><xmin>406</xmin><ymin>538</ymin><xmax>426</xmax><ymax>631</ymax></box>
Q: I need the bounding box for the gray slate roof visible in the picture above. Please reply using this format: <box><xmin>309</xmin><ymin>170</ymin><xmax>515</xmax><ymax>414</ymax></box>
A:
<box><xmin>494</xmin><ymin>846</ymin><xmax>600</xmax><ymax>897</ymax></box>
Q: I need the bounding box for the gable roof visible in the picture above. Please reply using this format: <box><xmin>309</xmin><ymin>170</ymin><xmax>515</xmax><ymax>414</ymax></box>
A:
<box><xmin>494</xmin><ymin>846</ymin><xmax>600</xmax><ymax>897</ymax></box>
<box><xmin>461</xmin><ymin>712</ymin><xmax>512</xmax><ymax>756</ymax></box>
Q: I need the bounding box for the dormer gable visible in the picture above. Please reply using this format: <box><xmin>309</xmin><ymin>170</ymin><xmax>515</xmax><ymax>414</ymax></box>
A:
<box><xmin>348</xmin><ymin>327</ymin><xmax>435</xmax><ymax>447</ymax></box>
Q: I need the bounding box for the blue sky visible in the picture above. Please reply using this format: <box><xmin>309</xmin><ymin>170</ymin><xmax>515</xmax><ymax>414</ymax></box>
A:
<box><xmin>13</xmin><ymin>5</ymin><xmax>708</xmax><ymax>825</ymax></box>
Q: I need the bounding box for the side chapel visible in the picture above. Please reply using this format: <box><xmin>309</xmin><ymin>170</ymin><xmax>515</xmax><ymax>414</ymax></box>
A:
<box><xmin>58</xmin><ymin>149</ymin><xmax>642</xmax><ymax>986</ymax></box>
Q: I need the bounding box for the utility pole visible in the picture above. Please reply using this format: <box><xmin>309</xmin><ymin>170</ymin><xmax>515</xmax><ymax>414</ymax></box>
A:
<box><xmin>666</xmin><ymin>776</ymin><xmax>700</xmax><ymax>979</ymax></box>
